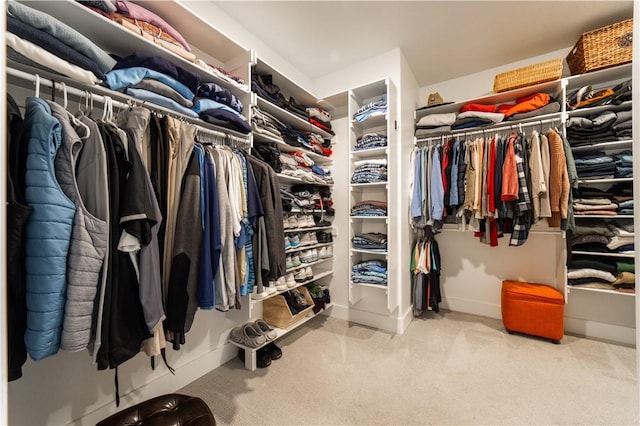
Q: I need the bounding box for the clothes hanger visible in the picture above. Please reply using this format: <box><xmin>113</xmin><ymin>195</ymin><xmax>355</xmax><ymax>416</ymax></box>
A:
<box><xmin>60</xmin><ymin>82</ymin><xmax>68</xmax><ymax>110</ymax></box>
<box><xmin>34</xmin><ymin>74</ymin><xmax>40</xmax><ymax>98</ymax></box>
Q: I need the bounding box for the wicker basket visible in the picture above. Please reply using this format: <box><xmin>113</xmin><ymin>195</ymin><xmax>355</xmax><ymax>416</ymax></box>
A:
<box><xmin>566</xmin><ymin>19</ymin><xmax>633</xmax><ymax>75</ymax></box>
<box><xmin>493</xmin><ymin>58</ymin><xmax>564</xmax><ymax>93</ymax></box>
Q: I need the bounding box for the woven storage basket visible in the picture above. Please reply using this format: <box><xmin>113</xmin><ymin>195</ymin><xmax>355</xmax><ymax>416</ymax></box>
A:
<box><xmin>493</xmin><ymin>58</ymin><xmax>563</xmax><ymax>93</ymax></box>
<box><xmin>566</xmin><ymin>19</ymin><xmax>633</xmax><ymax>75</ymax></box>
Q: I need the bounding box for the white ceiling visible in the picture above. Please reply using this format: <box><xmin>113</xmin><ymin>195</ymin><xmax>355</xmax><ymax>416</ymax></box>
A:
<box><xmin>213</xmin><ymin>1</ymin><xmax>634</xmax><ymax>88</ymax></box>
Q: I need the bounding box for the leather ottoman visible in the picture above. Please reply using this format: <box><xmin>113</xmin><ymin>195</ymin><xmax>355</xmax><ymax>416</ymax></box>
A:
<box><xmin>97</xmin><ymin>393</ymin><xmax>216</xmax><ymax>426</ymax></box>
<box><xmin>501</xmin><ymin>280</ymin><xmax>564</xmax><ymax>344</ymax></box>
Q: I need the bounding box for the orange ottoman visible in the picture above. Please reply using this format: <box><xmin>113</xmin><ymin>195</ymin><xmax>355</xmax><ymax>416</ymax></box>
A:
<box><xmin>501</xmin><ymin>280</ymin><xmax>564</xmax><ymax>344</ymax></box>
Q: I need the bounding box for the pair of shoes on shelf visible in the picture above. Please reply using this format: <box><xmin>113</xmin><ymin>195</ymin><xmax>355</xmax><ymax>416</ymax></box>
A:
<box><xmin>294</xmin><ymin>267</ymin><xmax>314</xmax><ymax>283</ymax></box>
<box><xmin>229</xmin><ymin>323</ymin><xmax>266</xmax><ymax>348</ymax></box>
<box><xmin>285</xmin><ymin>273</ymin><xmax>296</xmax><ymax>288</ymax></box>
<box><xmin>251</xmin><ymin>284</ymin><xmax>278</xmax><ymax>300</ymax></box>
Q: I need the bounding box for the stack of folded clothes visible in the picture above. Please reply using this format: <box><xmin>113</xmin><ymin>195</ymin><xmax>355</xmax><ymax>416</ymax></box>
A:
<box><xmin>303</xmin><ymin>132</ymin><xmax>333</xmax><ymax>157</ymax></box>
<box><xmin>573</xmin><ymin>197</ymin><xmax>618</xmax><ymax>216</ymax></box>
<box><xmin>566</xmin><ymin>79</ymin><xmax>632</xmax><ymax>111</ymax></box>
<box><xmin>573</xmin><ymin>150</ymin><xmax>617</xmax><ymax>180</ymax></box>
<box><xmin>354</xmin><ymin>133</ymin><xmax>387</xmax><ymax>150</ymax></box>
<box><xmin>351</xmin><ymin>260</ymin><xmax>387</xmax><ymax>286</ymax></box>
<box><xmin>194</xmin><ymin>82</ymin><xmax>250</xmax><ymax>133</ymax></box>
<box><xmin>253</xmin><ymin>144</ymin><xmax>282</xmax><ymax>173</ymax></box>
<box><xmin>7</xmin><ymin>0</ymin><xmax>116</xmax><ymax>84</ymax></box>
<box><xmin>613</xmin><ymin>150</ymin><xmax>632</xmax><ymax>178</ymax></box>
<box><xmin>570</xmin><ymin>221</ymin><xmax>634</xmax><ymax>255</ymax></box>
<box><xmin>252</xmin><ymin>104</ymin><xmax>285</xmax><ymax>138</ymax></box>
<box><xmin>352</xmin><ymin>233</ymin><xmax>387</xmax><ymax>252</ymax></box>
<box><xmin>278</xmin><ymin>152</ymin><xmax>333</xmax><ymax>185</ymax></box>
<box><xmin>566</xmin><ymin>110</ymin><xmax>619</xmax><ymax>146</ymax></box>
<box><xmin>350</xmin><ymin>200</ymin><xmax>387</xmax><ymax>217</ymax></box>
<box><xmin>351</xmin><ymin>159</ymin><xmax>387</xmax><ymax>183</ymax></box>
<box><xmin>574</xmin><ymin>183</ymin><xmax>633</xmax><ymax>215</ymax></box>
<box><xmin>252</xmin><ymin>74</ymin><xmax>283</xmax><ymax>106</ymax></box>
<box><xmin>414</xmin><ymin>113</ymin><xmax>456</xmax><ymax>137</ymax></box>
<box><xmin>451</xmin><ymin>109</ymin><xmax>503</xmax><ymax>130</ymax></box>
<box><xmin>502</xmin><ymin>93</ymin><xmax>560</xmax><ymax>121</ymax></box>
<box><xmin>78</xmin><ymin>0</ymin><xmax>194</xmax><ymax>62</ymax></box>
<box><xmin>613</xmin><ymin>109</ymin><xmax>632</xmax><ymax>140</ymax></box>
<box><xmin>353</xmin><ymin>95</ymin><xmax>387</xmax><ymax>122</ymax></box>
<box><xmin>307</xmin><ymin>107</ymin><xmax>333</xmax><ymax>134</ymax></box>
<box><xmin>568</xmin><ymin>255</ymin><xmax>635</xmax><ymax>293</ymax></box>
<box><xmin>105</xmin><ymin>51</ymin><xmax>200</xmax><ymax>117</ymax></box>
<box><xmin>280</xmin><ymin>184</ymin><xmax>333</xmax><ymax>215</ymax></box>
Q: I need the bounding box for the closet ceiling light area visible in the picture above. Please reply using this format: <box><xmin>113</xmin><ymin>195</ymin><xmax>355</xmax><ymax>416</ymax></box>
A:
<box><xmin>213</xmin><ymin>1</ymin><xmax>634</xmax><ymax>86</ymax></box>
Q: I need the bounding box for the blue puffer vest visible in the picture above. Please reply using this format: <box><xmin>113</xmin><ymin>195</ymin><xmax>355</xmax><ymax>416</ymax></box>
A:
<box><xmin>23</xmin><ymin>97</ymin><xmax>76</xmax><ymax>361</ymax></box>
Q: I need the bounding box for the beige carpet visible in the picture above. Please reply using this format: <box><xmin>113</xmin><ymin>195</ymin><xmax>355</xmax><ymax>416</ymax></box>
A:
<box><xmin>179</xmin><ymin>311</ymin><xmax>638</xmax><ymax>425</ymax></box>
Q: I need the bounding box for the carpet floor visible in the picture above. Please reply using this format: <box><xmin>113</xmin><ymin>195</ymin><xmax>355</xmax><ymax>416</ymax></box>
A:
<box><xmin>179</xmin><ymin>310</ymin><xmax>638</xmax><ymax>425</ymax></box>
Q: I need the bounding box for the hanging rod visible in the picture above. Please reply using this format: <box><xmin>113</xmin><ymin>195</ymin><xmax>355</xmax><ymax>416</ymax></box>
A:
<box><xmin>416</xmin><ymin>116</ymin><xmax>562</xmax><ymax>144</ymax></box>
<box><xmin>6</xmin><ymin>66</ymin><xmax>251</xmax><ymax>145</ymax></box>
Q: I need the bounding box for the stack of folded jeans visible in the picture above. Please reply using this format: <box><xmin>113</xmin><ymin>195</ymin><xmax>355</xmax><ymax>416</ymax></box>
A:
<box><xmin>351</xmin><ymin>260</ymin><xmax>387</xmax><ymax>286</ymax></box>
<box><xmin>354</xmin><ymin>133</ymin><xmax>387</xmax><ymax>151</ymax></box>
<box><xmin>353</xmin><ymin>95</ymin><xmax>387</xmax><ymax>122</ymax></box>
<box><xmin>613</xmin><ymin>150</ymin><xmax>632</xmax><ymax>178</ymax></box>
<box><xmin>351</xmin><ymin>159</ymin><xmax>387</xmax><ymax>183</ymax></box>
<box><xmin>566</xmin><ymin>111</ymin><xmax>619</xmax><ymax>146</ymax></box>
<box><xmin>352</xmin><ymin>233</ymin><xmax>387</xmax><ymax>251</ymax></box>
<box><xmin>573</xmin><ymin>151</ymin><xmax>617</xmax><ymax>179</ymax></box>
<box><xmin>351</xmin><ymin>200</ymin><xmax>387</xmax><ymax>217</ymax></box>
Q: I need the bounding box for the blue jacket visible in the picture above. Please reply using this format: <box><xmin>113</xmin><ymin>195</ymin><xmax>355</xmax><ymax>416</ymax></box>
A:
<box><xmin>23</xmin><ymin>97</ymin><xmax>76</xmax><ymax>361</ymax></box>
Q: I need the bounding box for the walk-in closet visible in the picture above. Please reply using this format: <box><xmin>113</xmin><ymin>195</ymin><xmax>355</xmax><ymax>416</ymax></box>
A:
<box><xmin>2</xmin><ymin>1</ymin><xmax>639</xmax><ymax>425</ymax></box>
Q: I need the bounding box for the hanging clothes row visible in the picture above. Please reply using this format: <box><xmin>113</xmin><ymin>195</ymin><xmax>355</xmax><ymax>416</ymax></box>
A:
<box><xmin>409</xmin><ymin>120</ymin><xmax>576</xmax><ymax>247</ymax></box>
<box><xmin>7</xmin><ymin>78</ymin><xmax>284</xmax><ymax>390</ymax></box>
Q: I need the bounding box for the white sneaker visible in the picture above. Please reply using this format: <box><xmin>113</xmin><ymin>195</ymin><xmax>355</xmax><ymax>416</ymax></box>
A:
<box><xmin>307</xmin><ymin>215</ymin><xmax>316</xmax><ymax>227</ymax></box>
<box><xmin>265</xmin><ymin>285</ymin><xmax>278</xmax><ymax>295</ymax></box>
<box><xmin>283</xmin><ymin>215</ymin><xmax>290</xmax><ymax>229</ymax></box>
<box><xmin>326</xmin><ymin>246</ymin><xmax>333</xmax><ymax>257</ymax></box>
<box><xmin>288</xmin><ymin>215</ymin><xmax>299</xmax><ymax>229</ymax></box>
<box><xmin>318</xmin><ymin>247</ymin><xmax>328</xmax><ymax>259</ymax></box>
<box><xmin>294</xmin><ymin>268</ymin><xmax>308</xmax><ymax>283</ymax></box>
<box><xmin>305</xmin><ymin>267</ymin><xmax>314</xmax><ymax>280</ymax></box>
<box><xmin>300</xmin><ymin>233</ymin><xmax>312</xmax><ymax>246</ymax></box>
<box><xmin>251</xmin><ymin>289</ymin><xmax>269</xmax><ymax>300</ymax></box>
<box><xmin>311</xmin><ymin>248</ymin><xmax>319</xmax><ymax>262</ymax></box>
<box><xmin>285</xmin><ymin>273</ymin><xmax>296</xmax><ymax>288</ymax></box>
<box><xmin>300</xmin><ymin>250</ymin><xmax>313</xmax><ymax>263</ymax></box>
<box><xmin>292</xmin><ymin>254</ymin><xmax>302</xmax><ymax>267</ymax></box>
<box><xmin>275</xmin><ymin>276</ymin><xmax>287</xmax><ymax>291</ymax></box>
<box><xmin>310</xmin><ymin>232</ymin><xmax>318</xmax><ymax>245</ymax></box>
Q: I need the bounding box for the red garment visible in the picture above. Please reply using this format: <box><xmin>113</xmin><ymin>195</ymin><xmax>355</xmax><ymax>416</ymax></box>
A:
<box><xmin>309</xmin><ymin>117</ymin><xmax>332</xmax><ymax>133</ymax></box>
<box><xmin>459</xmin><ymin>103</ymin><xmax>496</xmax><ymax>113</ymax></box>
<box><xmin>501</xmin><ymin>134</ymin><xmax>519</xmax><ymax>201</ymax></box>
<box><xmin>441</xmin><ymin>140</ymin><xmax>452</xmax><ymax>203</ymax></box>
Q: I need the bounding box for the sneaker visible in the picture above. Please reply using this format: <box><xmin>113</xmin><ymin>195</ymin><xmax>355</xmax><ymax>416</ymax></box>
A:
<box><xmin>229</xmin><ymin>323</ymin><xmax>266</xmax><ymax>348</ymax></box>
<box><xmin>289</xmin><ymin>234</ymin><xmax>301</xmax><ymax>248</ymax></box>
<box><xmin>285</xmin><ymin>255</ymin><xmax>294</xmax><ymax>269</ymax></box>
<box><xmin>313</xmin><ymin>216</ymin><xmax>331</xmax><ymax>227</ymax></box>
<box><xmin>311</xmin><ymin>248</ymin><xmax>319</xmax><ymax>262</ymax></box>
<box><xmin>299</xmin><ymin>250</ymin><xmax>313</xmax><ymax>263</ymax></box>
<box><xmin>285</xmin><ymin>273</ymin><xmax>296</xmax><ymax>288</ymax></box>
<box><xmin>282</xmin><ymin>215</ymin><xmax>290</xmax><ymax>229</ymax></box>
<box><xmin>317</xmin><ymin>231</ymin><xmax>332</xmax><ymax>243</ymax></box>
<box><xmin>326</xmin><ymin>246</ymin><xmax>333</xmax><ymax>257</ymax></box>
<box><xmin>305</xmin><ymin>267</ymin><xmax>314</xmax><ymax>281</ymax></box>
<box><xmin>309</xmin><ymin>232</ymin><xmax>318</xmax><ymax>245</ymax></box>
<box><xmin>253</xmin><ymin>319</ymin><xmax>277</xmax><ymax>341</ymax></box>
<box><xmin>275</xmin><ymin>276</ymin><xmax>287</xmax><ymax>291</ymax></box>
<box><xmin>300</xmin><ymin>233</ymin><xmax>312</xmax><ymax>246</ymax></box>
<box><xmin>318</xmin><ymin>247</ymin><xmax>328</xmax><ymax>259</ymax></box>
<box><xmin>290</xmin><ymin>288</ymin><xmax>310</xmax><ymax>310</ymax></box>
<box><xmin>294</xmin><ymin>268</ymin><xmax>308</xmax><ymax>283</ymax></box>
<box><xmin>284</xmin><ymin>235</ymin><xmax>291</xmax><ymax>250</ymax></box>
<box><xmin>288</xmin><ymin>215</ymin><xmax>299</xmax><ymax>229</ymax></box>
<box><xmin>264</xmin><ymin>284</ymin><xmax>278</xmax><ymax>295</ymax></box>
<box><xmin>251</xmin><ymin>289</ymin><xmax>269</xmax><ymax>300</ymax></box>
<box><xmin>291</xmin><ymin>254</ymin><xmax>302</xmax><ymax>267</ymax></box>
<box><xmin>263</xmin><ymin>341</ymin><xmax>282</xmax><ymax>360</ymax></box>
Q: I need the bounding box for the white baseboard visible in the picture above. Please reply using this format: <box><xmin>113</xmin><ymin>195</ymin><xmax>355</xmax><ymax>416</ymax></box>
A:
<box><xmin>441</xmin><ymin>297</ymin><xmax>502</xmax><ymax>320</ymax></box>
<box><xmin>443</xmin><ymin>297</ymin><xmax>636</xmax><ymax>346</ymax></box>
<box><xmin>70</xmin><ymin>344</ymin><xmax>238</xmax><ymax>426</ymax></box>
<box><xmin>564</xmin><ymin>317</ymin><xmax>636</xmax><ymax>346</ymax></box>
<box><xmin>397</xmin><ymin>306</ymin><xmax>413</xmax><ymax>334</ymax></box>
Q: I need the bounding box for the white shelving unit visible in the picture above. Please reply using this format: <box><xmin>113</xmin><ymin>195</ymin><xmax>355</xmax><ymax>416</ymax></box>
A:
<box><xmin>236</xmin><ymin>56</ymin><xmax>336</xmax><ymax>369</ymax></box>
<box><xmin>348</xmin><ymin>78</ymin><xmax>399</xmax><ymax>312</ymax></box>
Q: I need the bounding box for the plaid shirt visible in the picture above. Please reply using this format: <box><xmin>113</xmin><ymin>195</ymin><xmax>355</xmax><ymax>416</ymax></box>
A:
<box><xmin>510</xmin><ymin>135</ymin><xmax>533</xmax><ymax>246</ymax></box>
